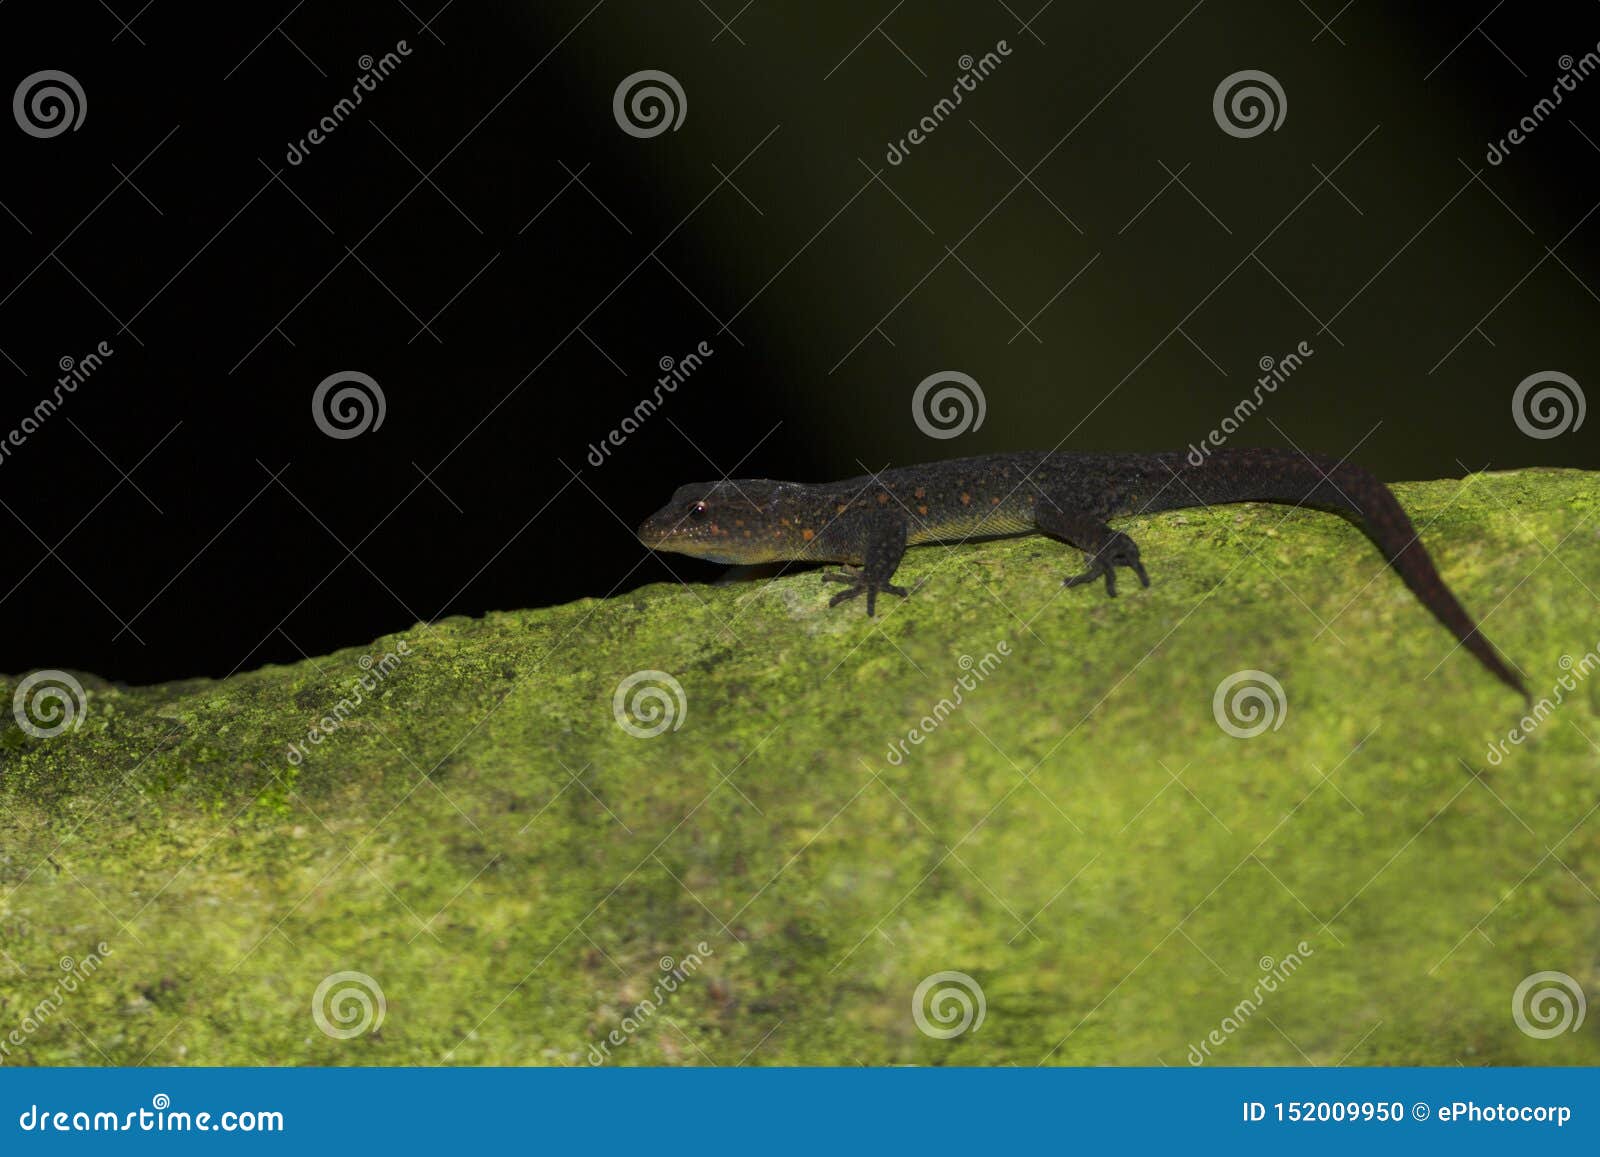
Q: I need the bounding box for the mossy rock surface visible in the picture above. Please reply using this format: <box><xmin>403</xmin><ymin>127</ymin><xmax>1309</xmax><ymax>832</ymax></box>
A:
<box><xmin>2</xmin><ymin>468</ymin><xmax>1597</xmax><ymax>1066</ymax></box>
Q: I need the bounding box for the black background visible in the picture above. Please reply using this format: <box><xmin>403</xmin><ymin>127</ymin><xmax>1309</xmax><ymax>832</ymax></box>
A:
<box><xmin>1</xmin><ymin>1</ymin><xmax>1596</xmax><ymax>685</ymax></box>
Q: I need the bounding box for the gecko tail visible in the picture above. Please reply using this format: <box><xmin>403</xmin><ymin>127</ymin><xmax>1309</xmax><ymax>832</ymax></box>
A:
<box><xmin>1169</xmin><ymin>448</ymin><xmax>1528</xmax><ymax>700</ymax></box>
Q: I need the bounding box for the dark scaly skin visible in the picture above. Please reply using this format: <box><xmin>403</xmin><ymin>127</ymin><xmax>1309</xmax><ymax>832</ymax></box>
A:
<box><xmin>637</xmin><ymin>448</ymin><xmax>1527</xmax><ymax>698</ymax></box>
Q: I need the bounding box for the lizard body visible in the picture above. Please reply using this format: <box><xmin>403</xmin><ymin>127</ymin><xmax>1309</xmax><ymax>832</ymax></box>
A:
<box><xmin>637</xmin><ymin>448</ymin><xmax>1526</xmax><ymax>697</ymax></box>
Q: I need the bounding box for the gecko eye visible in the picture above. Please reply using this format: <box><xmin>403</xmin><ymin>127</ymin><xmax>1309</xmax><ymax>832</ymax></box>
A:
<box><xmin>689</xmin><ymin>501</ymin><xmax>708</xmax><ymax>519</ymax></box>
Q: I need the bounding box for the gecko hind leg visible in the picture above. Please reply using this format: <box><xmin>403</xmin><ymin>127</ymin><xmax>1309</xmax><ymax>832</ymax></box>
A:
<box><xmin>1036</xmin><ymin>503</ymin><xmax>1150</xmax><ymax>598</ymax></box>
<box><xmin>1063</xmin><ymin>533</ymin><xmax>1149</xmax><ymax>598</ymax></box>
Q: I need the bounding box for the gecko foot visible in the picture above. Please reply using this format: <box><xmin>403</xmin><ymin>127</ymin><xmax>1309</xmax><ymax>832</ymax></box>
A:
<box><xmin>1063</xmin><ymin>532</ymin><xmax>1150</xmax><ymax>598</ymax></box>
<box><xmin>823</xmin><ymin>568</ymin><xmax>910</xmax><ymax>617</ymax></box>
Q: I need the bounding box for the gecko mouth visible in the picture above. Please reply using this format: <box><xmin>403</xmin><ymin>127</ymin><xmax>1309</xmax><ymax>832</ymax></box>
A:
<box><xmin>638</xmin><ymin>521</ymin><xmax>777</xmax><ymax>566</ymax></box>
<box><xmin>650</xmin><ymin>539</ymin><xmax>762</xmax><ymax>565</ymax></box>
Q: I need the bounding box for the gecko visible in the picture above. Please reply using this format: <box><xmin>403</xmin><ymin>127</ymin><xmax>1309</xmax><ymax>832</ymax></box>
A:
<box><xmin>636</xmin><ymin>448</ymin><xmax>1526</xmax><ymax>698</ymax></box>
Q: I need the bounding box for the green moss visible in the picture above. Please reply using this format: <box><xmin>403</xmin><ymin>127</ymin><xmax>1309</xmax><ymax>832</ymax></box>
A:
<box><xmin>2</xmin><ymin>469</ymin><xmax>1597</xmax><ymax>1066</ymax></box>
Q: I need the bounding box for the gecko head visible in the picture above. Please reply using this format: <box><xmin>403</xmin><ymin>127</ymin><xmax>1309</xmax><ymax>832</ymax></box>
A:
<box><xmin>637</xmin><ymin>479</ymin><xmax>814</xmax><ymax>564</ymax></box>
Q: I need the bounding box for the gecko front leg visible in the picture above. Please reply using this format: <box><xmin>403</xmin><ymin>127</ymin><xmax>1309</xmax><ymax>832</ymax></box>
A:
<box><xmin>821</xmin><ymin>510</ymin><xmax>909</xmax><ymax>616</ymax></box>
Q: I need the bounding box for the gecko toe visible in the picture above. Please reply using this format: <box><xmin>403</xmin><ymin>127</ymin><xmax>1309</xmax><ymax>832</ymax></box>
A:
<box><xmin>825</xmin><ymin>573</ymin><xmax>910</xmax><ymax>616</ymax></box>
<box><xmin>828</xmin><ymin>585</ymin><xmax>863</xmax><ymax>607</ymax></box>
<box><xmin>1064</xmin><ymin>533</ymin><xmax>1147</xmax><ymax>598</ymax></box>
